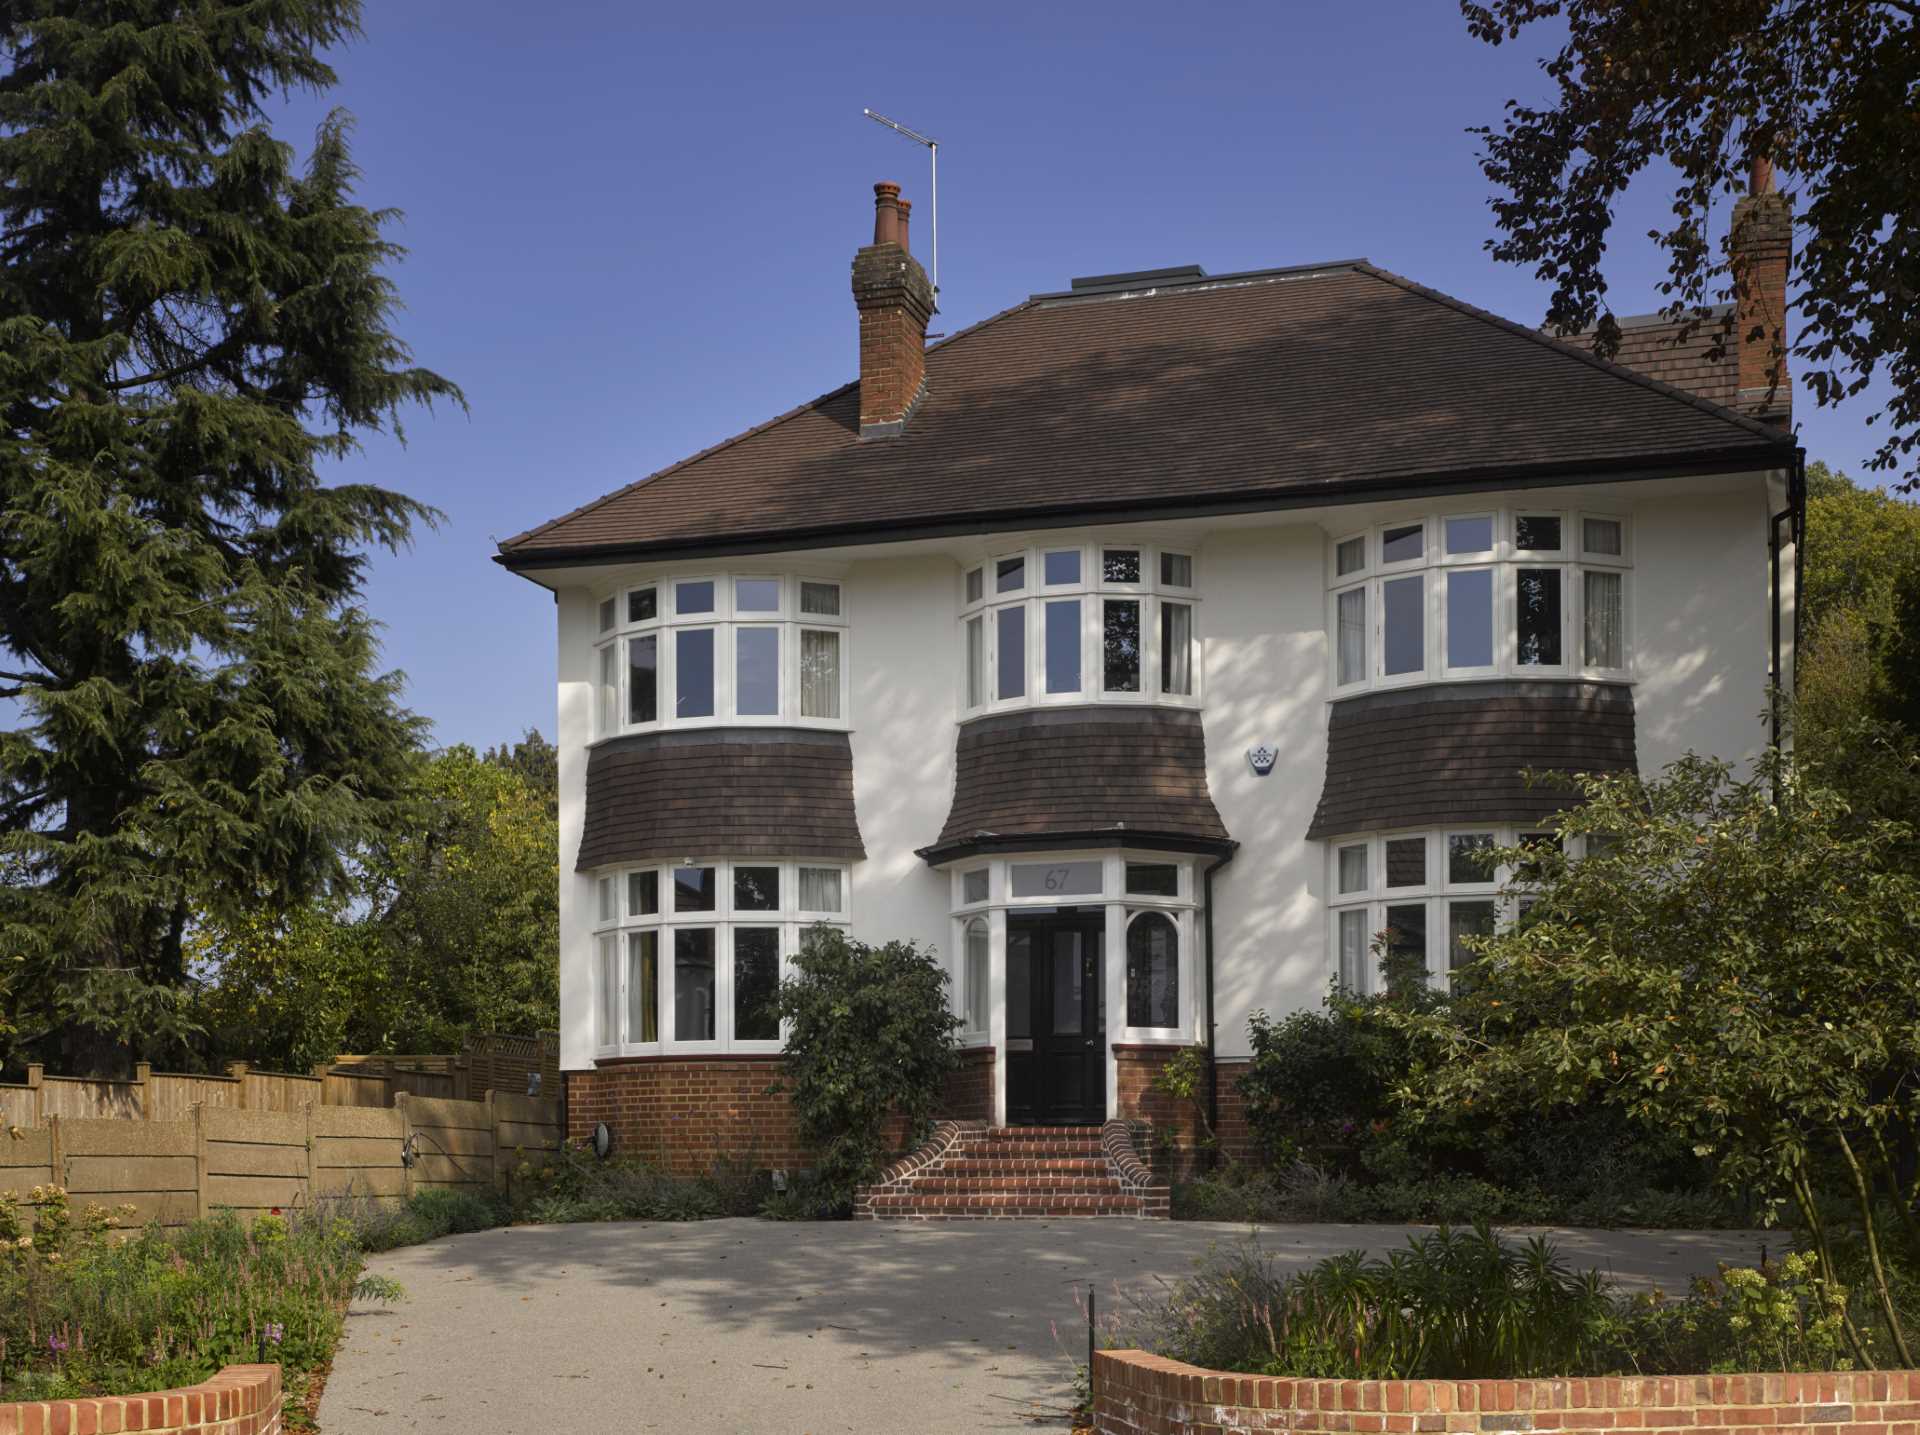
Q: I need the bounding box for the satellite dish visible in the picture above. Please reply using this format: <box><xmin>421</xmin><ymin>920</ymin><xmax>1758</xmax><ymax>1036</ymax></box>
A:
<box><xmin>592</xmin><ymin>1122</ymin><xmax>613</xmax><ymax>1160</ymax></box>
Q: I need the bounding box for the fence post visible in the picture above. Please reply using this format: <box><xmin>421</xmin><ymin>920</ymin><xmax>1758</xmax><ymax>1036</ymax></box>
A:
<box><xmin>485</xmin><ymin>1089</ymin><xmax>500</xmax><ymax>1191</ymax></box>
<box><xmin>228</xmin><ymin>1062</ymin><xmax>250</xmax><ymax>1108</ymax></box>
<box><xmin>26</xmin><ymin>1063</ymin><xmax>42</xmax><ymax>1126</ymax></box>
<box><xmin>46</xmin><ymin>1113</ymin><xmax>63</xmax><ymax>1190</ymax></box>
<box><xmin>304</xmin><ymin>1101</ymin><xmax>319</xmax><ymax>1212</ymax></box>
<box><xmin>395</xmin><ymin>1091</ymin><xmax>416</xmax><ymax>1202</ymax></box>
<box><xmin>192</xmin><ymin>1103</ymin><xmax>211</xmax><ymax>1219</ymax></box>
<box><xmin>135</xmin><ymin>1062</ymin><xmax>153</xmax><ymax>1120</ymax></box>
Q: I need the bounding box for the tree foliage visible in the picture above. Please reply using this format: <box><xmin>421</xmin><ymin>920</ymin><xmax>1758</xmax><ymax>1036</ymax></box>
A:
<box><xmin>0</xmin><ymin>2</ymin><xmax>459</xmax><ymax>1073</ymax></box>
<box><xmin>1463</xmin><ymin>1</ymin><xmax>1919</xmax><ymax>484</ymax></box>
<box><xmin>1385</xmin><ymin>751</ymin><xmax>1920</xmax><ymax>1366</ymax></box>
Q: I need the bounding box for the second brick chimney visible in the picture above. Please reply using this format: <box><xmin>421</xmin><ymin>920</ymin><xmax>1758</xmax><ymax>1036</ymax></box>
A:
<box><xmin>851</xmin><ymin>181</ymin><xmax>935</xmax><ymax>439</ymax></box>
<box><xmin>1731</xmin><ymin>155</ymin><xmax>1792</xmax><ymax>425</ymax></box>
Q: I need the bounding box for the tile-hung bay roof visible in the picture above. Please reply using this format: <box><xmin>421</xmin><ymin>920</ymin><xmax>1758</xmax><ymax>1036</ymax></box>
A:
<box><xmin>496</xmin><ymin>262</ymin><xmax>1795</xmax><ymax>569</ymax></box>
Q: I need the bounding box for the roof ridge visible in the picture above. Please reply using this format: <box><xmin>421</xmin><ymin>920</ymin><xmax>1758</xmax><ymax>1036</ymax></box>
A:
<box><xmin>497</xmin><ymin>297</ymin><xmax>1042</xmax><ymax>553</ymax></box>
<box><xmin>1350</xmin><ymin>262</ymin><xmax>1793</xmax><ymax>447</ymax></box>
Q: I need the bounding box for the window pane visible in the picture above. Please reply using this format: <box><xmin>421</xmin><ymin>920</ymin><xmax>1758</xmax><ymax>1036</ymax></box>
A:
<box><xmin>598</xmin><ymin>597</ymin><xmax>616</xmax><ymax>633</ymax></box>
<box><xmin>674</xmin><ymin>928</ymin><xmax>716</xmax><ymax>1041</ymax></box>
<box><xmin>733</xmin><ymin>865</ymin><xmax>779</xmax><ymax>911</ymax></box>
<box><xmin>965</xmin><ymin>567</ymin><xmax>983</xmax><ymax>604</ymax></box>
<box><xmin>1383</xmin><ymin>575</ymin><xmax>1423</xmax><ymax>676</ymax></box>
<box><xmin>1337</xmin><ymin>909</ymin><xmax>1369</xmax><ymax>992</ymax></box>
<box><xmin>1517</xmin><ymin>568</ymin><xmax>1564</xmax><ymax>666</ymax></box>
<box><xmin>628</xmin><ymin>870</ymin><xmax>658</xmax><ymax>917</ymax></box>
<box><xmin>1103</xmin><ymin>548</ymin><xmax>1141</xmax><ymax>583</ymax></box>
<box><xmin>1517</xmin><ymin>831</ymin><xmax>1560</xmax><ymax>881</ymax></box>
<box><xmin>1445</xmin><ymin>515</ymin><xmax>1493</xmax><ymax>554</ymax></box>
<box><xmin>1448</xmin><ymin>900</ymin><xmax>1495</xmax><ymax>972</ymax></box>
<box><xmin>1385</xmin><ymin>837</ymin><xmax>1425</xmax><ymax>887</ymax></box>
<box><xmin>965</xmin><ymin>617</ymin><xmax>985</xmax><ymax>708</ymax></box>
<box><xmin>1125</xmin><ymin>862</ymin><xmax>1179</xmax><ymax>897</ymax></box>
<box><xmin>676</xmin><ymin>629</ymin><xmax>715</xmax><ymax>717</ymax></box>
<box><xmin>1446</xmin><ymin>569</ymin><xmax>1494</xmax><ymax>668</ymax></box>
<box><xmin>628</xmin><ymin>635</ymin><xmax>658</xmax><ymax>723</ymax></box>
<box><xmin>800</xmin><ymin>629</ymin><xmax>840</xmax><ymax>719</ymax></box>
<box><xmin>1337</xmin><ymin>844</ymin><xmax>1367</xmax><ymax>894</ymax></box>
<box><xmin>628</xmin><ymin>587</ymin><xmax>657</xmax><ymax>623</ymax></box>
<box><xmin>1384</xmin><ymin>903</ymin><xmax>1428</xmax><ymax>986</ymax></box>
<box><xmin>597</xmin><ymin>935</ymin><xmax>617</xmax><ymax>1046</ymax></box>
<box><xmin>965</xmin><ymin>920</ymin><xmax>989</xmax><ymax>1032</ymax></box>
<box><xmin>1103</xmin><ymin>599</ymin><xmax>1141</xmax><ymax>691</ymax></box>
<box><xmin>1044</xmin><ymin>599</ymin><xmax>1081</xmax><ymax>694</ymax></box>
<box><xmin>1010</xmin><ymin>860</ymin><xmax>1102</xmax><ymax>897</ymax></box>
<box><xmin>599</xmin><ymin>645</ymin><xmax>618</xmax><ymax>733</ymax></box>
<box><xmin>996</xmin><ymin>607</ymin><xmax>1025</xmax><ymax>700</ymax></box>
<box><xmin>1161</xmin><ymin>602</ymin><xmax>1193</xmax><ymax>695</ymax></box>
<box><xmin>961</xmin><ymin>868</ymin><xmax>989</xmax><ymax>904</ymax></box>
<box><xmin>798</xmin><ymin>866</ymin><xmax>843</xmax><ymax>912</ymax></box>
<box><xmin>1337</xmin><ymin>587</ymin><xmax>1366</xmax><ymax>685</ymax></box>
<box><xmin>735</xmin><ymin>577</ymin><xmax>780</xmax><ymax>612</ymax></box>
<box><xmin>1584</xmin><ymin>570</ymin><xmax>1623</xmax><ymax>668</ymax></box>
<box><xmin>1515</xmin><ymin>515</ymin><xmax>1561</xmax><ymax>552</ymax></box>
<box><xmin>1336</xmin><ymin>536</ymin><xmax>1366</xmax><ymax>576</ymax></box>
<box><xmin>1583</xmin><ymin>517</ymin><xmax>1623</xmax><ymax>556</ymax></box>
<box><xmin>673</xmin><ymin>866</ymin><xmax>716</xmax><ymax>912</ymax></box>
<box><xmin>1161</xmin><ymin>552</ymin><xmax>1192</xmax><ymax>587</ymax></box>
<box><xmin>597</xmin><ymin>876</ymin><xmax>614</xmax><ymax>922</ymax></box>
<box><xmin>1126</xmin><ymin>913</ymin><xmax>1179</xmax><ymax>1028</ymax></box>
<box><xmin>627</xmin><ymin>931</ymin><xmax>659</xmax><ymax>1043</ymax></box>
<box><xmin>1052</xmin><ymin>935</ymin><xmax>1084</xmax><ymax>1036</ymax></box>
<box><xmin>1382</xmin><ymin>523</ymin><xmax>1423</xmax><ymax>564</ymax></box>
<box><xmin>1448</xmin><ymin>833</ymin><xmax>1495</xmax><ymax>884</ymax></box>
<box><xmin>1007</xmin><ymin>930</ymin><xmax>1031</xmax><ymax>1039</ymax></box>
<box><xmin>733</xmin><ymin>927</ymin><xmax>780</xmax><ymax>1041</ymax></box>
<box><xmin>1043</xmin><ymin>549</ymin><xmax>1081</xmax><ymax>585</ymax></box>
<box><xmin>996</xmin><ymin>555</ymin><xmax>1025</xmax><ymax>593</ymax></box>
<box><xmin>736</xmin><ymin>628</ymin><xmax>778</xmax><ymax>716</ymax></box>
<box><xmin>800</xmin><ymin>580</ymin><xmax>841</xmax><ymax>616</ymax></box>
<box><xmin>675</xmin><ymin>579</ymin><xmax>715</xmax><ymax>614</ymax></box>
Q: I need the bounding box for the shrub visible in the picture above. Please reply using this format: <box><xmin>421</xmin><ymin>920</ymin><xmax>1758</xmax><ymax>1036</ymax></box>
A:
<box><xmin>772</xmin><ymin>925</ymin><xmax>962</xmax><ymax>1207</ymax></box>
<box><xmin>507</xmin><ymin>1144</ymin><xmax>765</xmax><ymax>1223</ymax></box>
<box><xmin>344</xmin><ymin>1187</ymin><xmax>508</xmax><ymax>1252</ymax></box>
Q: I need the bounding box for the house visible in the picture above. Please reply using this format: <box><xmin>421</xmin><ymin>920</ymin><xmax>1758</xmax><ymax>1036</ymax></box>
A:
<box><xmin>495</xmin><ymin>172</ymin><xmax>1799</xmax><ymax>1211</ymax></box>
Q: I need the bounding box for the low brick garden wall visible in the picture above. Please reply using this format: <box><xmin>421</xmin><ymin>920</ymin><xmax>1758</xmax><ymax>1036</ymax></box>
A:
<box><xmin>0</xmin><ymin>1363</ymin><xmax>281</xmax><ymax>1435</ymax></box>
<box><xmin>1092</xmin><ymin>1352</ymin><xmax>1920</xmax><ymax>1435</ymax></box>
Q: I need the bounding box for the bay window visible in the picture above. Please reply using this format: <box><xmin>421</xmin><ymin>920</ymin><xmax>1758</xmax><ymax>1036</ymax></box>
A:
<box><xmin>589</xmin><ymin>857</ymin><xmax>852</xmax><ymax>1056</ymax></box>
<box><xmin>959</xmin><ymin>540</ymin><xmax>1199</xmax><ymax>716</ymax></box>
<box><xmin>590</xmin><ymin>571</ymin><xmax>850</xmax><ymax>736</ymax></box>
<box><xmin>1328</xmin><ymin>508</ymin><xmax>1631</xmax><ymax>692</ymax></box>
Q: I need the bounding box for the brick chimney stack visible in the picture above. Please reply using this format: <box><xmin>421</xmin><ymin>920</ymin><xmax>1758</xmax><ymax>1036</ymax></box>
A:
<box><xmin>851</xmin><ymin>181</ymin><xmax>935</xmax><ymax>439</ymax></box>
<box><xmin>1731</xmin><ymin>154</ymin><xmax>1792</xmax><ymax>425</ymax></box>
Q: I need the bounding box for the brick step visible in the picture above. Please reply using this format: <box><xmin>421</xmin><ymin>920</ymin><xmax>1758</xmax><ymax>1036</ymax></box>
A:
<box><xmin>960</xmin><ymin>1144</ymin><xmax>1105</xmax><ymax>1161</ymax></box>
<box><xmin>932</xmin><ymin>1157</ymin><xmax>1112</xmax><ymax>1177</ymax></box>
<box><xmin>903</xmin><ymin>1176</ymin><xmax>1125</xmax><ymax>1196</ymax></box>
<box><xmin>863</xmin><ymin>1193</ymin><xmax>1146</xmax><ymax>1217</ymax></box>
<box><xmin>963</xmin><ymin>1125</ymin><xmax>1104</xmax><ymax>1141</ymax></box>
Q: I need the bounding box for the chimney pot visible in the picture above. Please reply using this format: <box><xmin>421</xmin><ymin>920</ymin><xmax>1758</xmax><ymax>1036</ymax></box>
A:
<box><xmin>1750</xmin><ymin>153</ymin><xmax>1774</xmax><ymax>196</ymax></box>
<box><xmin>872</xmin><ymin>181</ymin><xmax>903</xmax><ymax>247</ymax></box>
<box><xmin>897</xmin><ymin>198</ymin><xmax>911</xmax><ymax>255</ymax></box>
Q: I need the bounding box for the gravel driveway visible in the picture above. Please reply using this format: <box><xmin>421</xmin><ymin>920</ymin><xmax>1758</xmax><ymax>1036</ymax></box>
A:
<box><xmin>317</xmin><ymin>1218</ymin><xmax>1767</xmax><ymax>1435</ymax></box>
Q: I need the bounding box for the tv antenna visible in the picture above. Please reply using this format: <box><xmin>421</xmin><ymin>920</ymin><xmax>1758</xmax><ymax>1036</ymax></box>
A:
<box><xmin>862</xmin><ymin>107</ymin><xmax>939</xmax><ymax>307</ymax></box>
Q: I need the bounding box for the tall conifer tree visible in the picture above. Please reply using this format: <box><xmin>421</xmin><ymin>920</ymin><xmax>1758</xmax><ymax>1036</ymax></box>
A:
<box><xmin>0</xmin><ymin>2</ymin><xmax>458</xmax><ymax>1073</ymax></box>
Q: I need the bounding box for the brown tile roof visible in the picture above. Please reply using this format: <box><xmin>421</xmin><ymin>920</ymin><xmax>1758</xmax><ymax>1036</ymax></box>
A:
<box><xmin>577</xmin><ymin>729</ymin><xmax>864</xmax><ymax>870</ymax></box>
<box><xmin>499</xmin><ymin>262</ymin><xmax>1793</xmax><ymax>568</ymax></box>
<box><xmin>921</xmin><ymin>708</ymin><xmax>1231</xmax><ymax>864</ymax></box>
<box><xmin>1305</xmin><ymin>681</ymin><xmax>1636</xmax><ymax>840</ymax></box>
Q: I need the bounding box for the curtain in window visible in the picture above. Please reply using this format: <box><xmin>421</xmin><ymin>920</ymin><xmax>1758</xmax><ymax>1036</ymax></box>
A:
<box><xmin>1337</xmin><ymin>588</ymin><xmax>1366</xmax><ymax>685</ymax></box>
<box><xmin>798</xmin><ymin>866</ymin><xmax>842</xmax><ymax>913</ymax></box>
<box><xmin>965</xmin><ymin>919</ymin><xmax>989</xmax><ymax>1032</ymax></box>
<box><xmin>965</xmin><ymin>616</ymin><xmax>985</xmax><ymax>707</ymax></box>
<box><xmin>800</xmin><ymin>629</ymin><xmax>840</xmax><ymax>718</ymax></box>
<box><xmin>1161</xmin><ymin>602</ymin><xmax>1192</xmax><ymax>695</ymax></box>
<box><xmin>1584</xmin><ymin>570</ymin><xmax>1623</xmax><ymax>668</ymax></box>
<box><xmin>1337</xmin><ymin>910</ymin><xmax>1368</xmax><ymax>993</ymax></box>
<box><xmin>626</xmin><ymin>931</ymin><xmax>658</xmax><ymax>1043</ymax></box>
<box><xmin>597</xmin><ymin>935</ymin><xmax>618</xmax><ymax>1046</ymax></box>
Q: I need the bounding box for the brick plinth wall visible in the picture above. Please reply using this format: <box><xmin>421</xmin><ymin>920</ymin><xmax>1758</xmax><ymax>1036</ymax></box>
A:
<box><xmin>1092</xmin><ymin>1353</ymin><xmax>1920</xmax><ymax>1435</ymax></box>
<box><xmin>1215</xmin><ymin>1059</ymin><xmax>1254</xmax><ymax>1165</ymax></box>
<box><xmin>1113</xmin><ymin>1044</ymin><xmax>1205</xmax><ymax>1179</ymax></box>
<box><xmin>567</xmin><ymin>1048</ymin><xmax>999</xmax><ymax>1176</ymax></box>
<box><xmin>0</xmin><ymin>1363</ymin><xmax>281</xmax><ymax>1435</ymax></box>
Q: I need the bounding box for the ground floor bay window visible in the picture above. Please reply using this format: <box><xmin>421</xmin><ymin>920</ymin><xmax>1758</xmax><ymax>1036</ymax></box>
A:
<box><xmin>947</xmin><ymin>851</ymin><xmax>1200</xmax><ymax>1126</ymax></box>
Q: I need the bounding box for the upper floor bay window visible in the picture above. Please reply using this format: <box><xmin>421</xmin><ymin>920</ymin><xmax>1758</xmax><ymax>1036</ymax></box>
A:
<box><xmin>1328</xmin><ymin>510</ymin><xmax>1630</xmax><ymax>694</ymax></box>
<box><xmin>592</xmin><ymin>573</ymin><xmax>850</xmax><ymax>738</ymax></box>
<box><xmin>589</xmin><ymin>857</ymin><xmax>850</xmax><ymax>1057</ymax></box>
<box><xmin>959</xmin><ymin>542</ymin><xmax>1198</xmax><ymax>717</ymax></box>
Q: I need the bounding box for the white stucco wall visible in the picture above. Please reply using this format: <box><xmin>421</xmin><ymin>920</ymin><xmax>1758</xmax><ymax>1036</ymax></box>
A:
<box><xmin>554</xmin><ymin>587</ymin><xmax>597</xmax><ymax>1072</ymax></box>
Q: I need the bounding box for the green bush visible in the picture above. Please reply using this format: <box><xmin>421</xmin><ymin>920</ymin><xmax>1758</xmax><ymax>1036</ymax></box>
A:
<box><xmin>345</xmin><ymin>1186</ymin><xmax>509</xmax><ymax>1252</ymax></box>
<box><xmin>772</xmin><ymin>925</ymin><xmax>962</xmax><ymax>1207</ymax></box>
<box><xmin>507</xmin><ymin>1144</ymin><xmax>766</xmax><ymax>1223</ymax></box>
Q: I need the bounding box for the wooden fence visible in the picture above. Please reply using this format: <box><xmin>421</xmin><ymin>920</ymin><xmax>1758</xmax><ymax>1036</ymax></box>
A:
<box><xmin>0</xmin><ymin>1089</ymin><xmax>563</xmax><ymax>1231</ymax></box>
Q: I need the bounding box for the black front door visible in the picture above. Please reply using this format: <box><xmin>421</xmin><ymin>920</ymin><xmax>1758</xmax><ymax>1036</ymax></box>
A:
<box><xmin>1005</xmin><ymin>909</ymin><xmax>1105</xmax><ymax>1125</ymax></box>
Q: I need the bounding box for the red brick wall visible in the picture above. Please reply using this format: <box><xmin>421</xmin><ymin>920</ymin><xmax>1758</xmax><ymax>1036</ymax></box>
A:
<box><xmin>1094</xmin><ymin>1353</ymin><xmax>1920</xmax><ymax>1435</ymax></box>
<box><xmin>567</xmin><ymin>1048</ymin><xmax>1000</xmax><ymax>1177</ymax></box>
<box><xmin>1112</xmin><ymin>1044</ymin><xmax>1203</xmax><ymax>1179</ymax></box>
<box><xmin>0</xmin><ymin>1363</ymin><xmax>280</xmax><ymax>1435</ymax></box>
<box><xmin>1215</xmin><ymin>1058</ymin><xmax>1254</xmax><ymax>1164</ymax></box>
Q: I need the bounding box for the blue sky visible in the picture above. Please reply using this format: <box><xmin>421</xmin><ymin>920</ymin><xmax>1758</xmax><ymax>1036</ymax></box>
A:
<box><xmin>269</xmin><ymin>2</ymin><xmax>1888</xmax><ymax>752</ymax></box>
